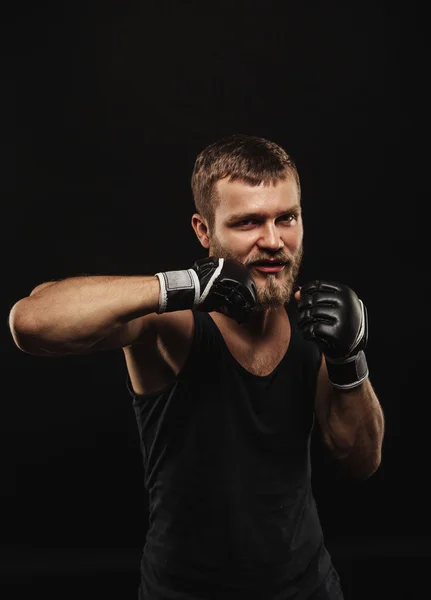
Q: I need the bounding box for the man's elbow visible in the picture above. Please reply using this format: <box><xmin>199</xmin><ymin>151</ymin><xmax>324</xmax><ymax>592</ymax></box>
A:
<box><xmin>337</xmin><ymin>451</ymin><xmax>382</xmax><ymax>482</ymax></box>
<box><xmin>8</xmin><ymin>301</ymin><xmax>30</xmax><ymax>351</ymax></box>
<box><xmin>8</xmin><ymin>300</ymin><xmax>47</xmax><ymax>354</ymax></box>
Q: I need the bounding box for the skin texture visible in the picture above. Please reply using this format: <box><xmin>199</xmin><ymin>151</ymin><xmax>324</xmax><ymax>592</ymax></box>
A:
<box><xmin>191</xmin><ymin>176</ymin><xmax>303</xmax><ymax>335</ymax></box>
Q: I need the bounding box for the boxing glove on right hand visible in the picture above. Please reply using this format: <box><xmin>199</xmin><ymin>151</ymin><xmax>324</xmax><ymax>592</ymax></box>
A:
<box><xmin>155</xmin><ymin>256</ymin><xmax>258</xmax><ymax>324</ymax></box>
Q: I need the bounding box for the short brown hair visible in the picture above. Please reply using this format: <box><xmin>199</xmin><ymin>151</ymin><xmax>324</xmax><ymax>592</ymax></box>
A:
<box><xmin>191</xmin><ymin>133</ymin><xmax>300</xmax><ymax>231</ymax></box>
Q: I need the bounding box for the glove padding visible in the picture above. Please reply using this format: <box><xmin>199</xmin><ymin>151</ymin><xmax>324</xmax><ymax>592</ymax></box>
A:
<box><xmin>296</xmin><ymin>280</ymin><xmax>369</xmax><ymax>389</ymax></box>
<box><xmin>155</xmin><ymin>256</ymin><xmax>258</xmax><ymax>324</ymax></box>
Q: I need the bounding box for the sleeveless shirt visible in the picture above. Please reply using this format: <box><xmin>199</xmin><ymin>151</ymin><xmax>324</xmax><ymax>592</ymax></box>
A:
<box><xmin>126</xmin><ymin>302</ymin><xmax>332</xmax><ymax>600</ymax></box>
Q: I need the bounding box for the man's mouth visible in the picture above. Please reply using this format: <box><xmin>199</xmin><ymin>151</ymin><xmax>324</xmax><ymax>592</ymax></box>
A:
<box><xmin>251</xmin><ymin>260</ymin><xmax>287</xmax><ymax>274</ymax></box>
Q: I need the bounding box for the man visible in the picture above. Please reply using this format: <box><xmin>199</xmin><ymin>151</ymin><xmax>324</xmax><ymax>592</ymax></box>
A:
<box><xmin>9</xmin><ymin>134</ymin><xmax>384</xmax><ymax>599</ymax></box>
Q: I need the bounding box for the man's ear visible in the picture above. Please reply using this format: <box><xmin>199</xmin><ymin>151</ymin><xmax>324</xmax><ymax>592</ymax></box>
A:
<box><xmin>191</xmin><ymin>213</ymin><xmax>210</xmax><ymax>249</ymax></box>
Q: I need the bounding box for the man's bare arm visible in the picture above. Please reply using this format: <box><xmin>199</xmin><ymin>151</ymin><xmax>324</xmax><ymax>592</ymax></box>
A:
<box><xmin>8</xmin><ymin>275</ymin><xmax>161</xmax><ymax>355</ymax></box>
<box><xmin>315</xmin><ymin>355</ymin><xmax>384</xmax><ymax>480</ymax></box>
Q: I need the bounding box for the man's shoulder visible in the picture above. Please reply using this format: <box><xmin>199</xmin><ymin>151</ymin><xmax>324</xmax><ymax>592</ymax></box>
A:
<box><xmin>131</xmin><ymin>309</ymin><xmax>195</xmax><ymax>349</ymax></box>
<box><xmin>123</xmin><ymin>311</ymin><xmax>195</xmax><ymax>396</ymax></box>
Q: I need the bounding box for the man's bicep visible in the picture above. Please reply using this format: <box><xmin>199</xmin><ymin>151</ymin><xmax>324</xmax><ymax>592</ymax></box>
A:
<box><xmin>74</xmin><ymin>313</ymin><xmax>158</xmax><ymax>355</ymax></box>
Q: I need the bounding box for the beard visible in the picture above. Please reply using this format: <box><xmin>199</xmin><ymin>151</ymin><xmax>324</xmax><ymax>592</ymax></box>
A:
<box><xmin>208</xmin><ymin>234</ymin><xmax>303</xmax><ymax>311</ymax></box>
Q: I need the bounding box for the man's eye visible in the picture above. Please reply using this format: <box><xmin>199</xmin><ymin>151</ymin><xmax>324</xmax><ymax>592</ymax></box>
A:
<box><xmin>236</xmin><ymin>214</ymin><xmax>298</xmax><ymax>227</ymax></box>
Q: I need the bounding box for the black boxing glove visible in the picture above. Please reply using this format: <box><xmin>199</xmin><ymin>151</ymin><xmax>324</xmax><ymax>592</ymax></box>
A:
<box><xmin>155</xmin><ymin>256</ymin><xmax>258</xmax><ymax>324</ymax></box>
<box><xmin>296</xmin><ymin>280</ymin><xmax>369</xmax><ymax>390</ymax></box>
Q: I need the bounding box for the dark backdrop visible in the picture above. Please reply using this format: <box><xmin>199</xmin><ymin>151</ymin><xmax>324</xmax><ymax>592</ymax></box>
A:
<box><xmin>1</xmin><ymin>2</ymin><xmax>426</xmax><ymax>599</ymax></box>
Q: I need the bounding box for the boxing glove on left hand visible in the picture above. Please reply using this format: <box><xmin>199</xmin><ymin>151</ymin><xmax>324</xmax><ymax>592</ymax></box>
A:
<box><xmin>296</xmin><ymin>280</ymin><xmax>369</xmax><ymax>390</ymax></box>
<box><xmin>155</xmin><ymin>256</ymin><xmax>258</xmax><ymax>324</ymax></box>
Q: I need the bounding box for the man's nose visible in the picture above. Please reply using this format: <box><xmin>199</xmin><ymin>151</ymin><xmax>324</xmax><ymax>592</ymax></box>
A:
<box><xmin>257</xmin><ymin>223</ymin><xmax>284</xmax><ymax>250</ymax></box>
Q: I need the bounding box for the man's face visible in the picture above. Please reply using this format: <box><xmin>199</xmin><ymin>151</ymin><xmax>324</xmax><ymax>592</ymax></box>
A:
<box><xmin>205</xmin><ymin>177</ymin><xmax>304</xmax><ymax>309</ymax></box>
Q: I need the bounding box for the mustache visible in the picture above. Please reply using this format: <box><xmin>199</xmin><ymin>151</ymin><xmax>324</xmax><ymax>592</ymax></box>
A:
<box><xmin>246</xmin><ymin>253</ymin><xmax>291</xmax><ymax>265</ymax></box>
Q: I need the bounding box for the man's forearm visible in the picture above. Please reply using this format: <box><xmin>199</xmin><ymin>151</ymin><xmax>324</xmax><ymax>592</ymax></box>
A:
<box><xmin>324</xmin><ymin>378</ymin><xmax>385</xmax><ymax>479</ymax></box>
<box><xmin>9</xmin><ymin>275</ymin><xmax>160</xmax><ymax>350</ymax></box>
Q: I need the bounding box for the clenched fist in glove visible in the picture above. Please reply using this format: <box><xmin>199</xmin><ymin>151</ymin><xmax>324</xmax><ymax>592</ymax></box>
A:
<box><xmin>295</xmin><ymin>280</ymin><xmax>369</xmax><ymax>390</ymax></box>
<box><xmin>155</xmin><ymin>256</ymin><xmax>258</xmax><ymax>324</ymax></box>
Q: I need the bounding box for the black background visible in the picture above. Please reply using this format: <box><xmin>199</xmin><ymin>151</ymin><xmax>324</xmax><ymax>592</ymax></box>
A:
<box><xmin>1</xmin><ymin>2</ymin><xmax>426</xmax><ymax>599</ymax></box>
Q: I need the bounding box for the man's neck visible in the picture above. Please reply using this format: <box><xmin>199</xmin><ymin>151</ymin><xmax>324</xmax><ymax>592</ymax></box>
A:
<box><xmin>238</xmin><ymin>305</ymin><xmax>288</xmax><ymax>339</ymax></box>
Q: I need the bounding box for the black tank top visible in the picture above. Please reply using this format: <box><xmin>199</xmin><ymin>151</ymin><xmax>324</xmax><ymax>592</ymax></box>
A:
<box><xmin>126</xmin><ymin>302</ymin><xmax>332</xmax><ymax>600</ymax></box>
